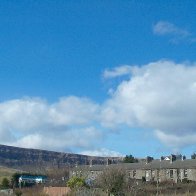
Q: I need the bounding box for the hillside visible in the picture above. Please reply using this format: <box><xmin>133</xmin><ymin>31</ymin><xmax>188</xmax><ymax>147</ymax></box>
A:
<box><xmin>0</xmin><ymin>166</ymin><xmax>19</xmax><ymax>183</ymax></box>
<box><xmin>0</xmin><ymin>144</ymin><xmax>122</xmax><ymax>172</ymax></box>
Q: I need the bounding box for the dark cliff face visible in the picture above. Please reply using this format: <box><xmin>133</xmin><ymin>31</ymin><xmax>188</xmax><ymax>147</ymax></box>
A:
<box><xmin>0</xmin><ymin>144</ymin><xmax>121</xmax><ymax>171</ymax></box>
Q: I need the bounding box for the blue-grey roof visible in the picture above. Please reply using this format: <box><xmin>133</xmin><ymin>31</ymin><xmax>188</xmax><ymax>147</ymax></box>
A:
<box><xmin>72</xmin><ymin>159</ymin><xmax>196</xmax><ymax>171</ymax></box>
<box><xmin>20</xmin><ymin>175</ymin><xmax>47</xmax><ymax>180</ymax></box>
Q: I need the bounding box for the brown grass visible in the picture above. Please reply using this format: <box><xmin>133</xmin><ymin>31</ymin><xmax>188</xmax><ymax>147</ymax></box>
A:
<box><xmin>14</xmin><ymin>187</ymin><xmax>47</xmax><ymax>196</ymax></box>
<box><xmin>129</xmin><ymin>181</ymin><xmax>196</xmax><ymax>196</ymax></box>
<box><xmin>0</xmin><ymin>166</ymin><xmax>19</xmax><ymax>183</ymax></box>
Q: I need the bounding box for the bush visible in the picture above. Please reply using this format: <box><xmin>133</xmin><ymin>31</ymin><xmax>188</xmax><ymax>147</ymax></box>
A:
<box><xmin>67</xmin><ymin>176</ymin><xmax>88</xmax><ymax>189</ymax></box>
<box><xmin>15</xmin><ymin>189</ymin><xmax>22</xmax><ymax>196</ymax></box>
<box><xmin>96</xmin><ymin>167</ymin><xmax>126</xmax><ymax>195</ymax></box>
<box><xmin>1</xmin><ymin>177</ymin><xmax>10</xmax><ymax>188</ymax></box>
<box><xmin>11</xmin><ymin>173</ymin><xmax>21</xmax><ymax>188</ymax></box>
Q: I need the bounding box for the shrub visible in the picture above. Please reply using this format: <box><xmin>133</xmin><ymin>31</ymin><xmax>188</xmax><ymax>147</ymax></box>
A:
<box><xmin>67</xmin><ymin>176</ymin><xmax>87</xmax><ymax>189</ymax></box>
<box><xmin>1</xmin><ymin>177</ymin><xmax>10</xmax><ymax>188</ymax></box>
<box><xmin>15</xmin><ymin>189</ymin><xmax>22</xmax><ymax>196</ymax></box>
<box><xmin>96</xmin><ymin>167</ymin><xmax>126</xmax><ymax>195</ymax></box>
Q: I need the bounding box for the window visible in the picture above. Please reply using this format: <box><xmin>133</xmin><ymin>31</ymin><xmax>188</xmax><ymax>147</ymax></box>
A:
<box><xmin>146</xmin><ymin>171</ymin><xmax>149</xmax><ymax>178</ymax></box>
<box><xmin>157</xmin><ymin>170</ymin><xmax>160</xmax><ymax>180</ymax></box>
<box><xmin>133</xmin><ymin>170</ymin><xmax>136</xmax><ymax>177</ymax></box>
<box><xmin>177</xmin><ymin>169</ymin><xmax>180</xmax><ymax>178</ymax></box>
<box><xmin>184</xmin><ymin>169</ymin><xmax>188</xmax><ymax>178</ymax></box>
<box><xmin>152</xmin><ymin>170</ymin><xmax>155</xmax><ymax>177</ymax></box>
<box><xmin>170</xmin><ymin>170</ymin><xmax>173</xmax><ymax>178</ymax></box>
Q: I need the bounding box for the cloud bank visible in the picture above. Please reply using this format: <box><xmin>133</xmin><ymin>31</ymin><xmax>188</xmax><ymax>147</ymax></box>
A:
<box><xmin>1</xmin><ymin>60</ymin><xmax>196</xmax><ymax>155</ymax></box>
<box><xmin>102</xmin><ymin>60</ymin><xmax>196</xmax><ymax>150</ymax></box>
<box><xmin>80</xmin><ymin>148</ymin><xmax>124</xmax><ymax>157</ymax></box>
<box><xmin>0</xmin><ymin>97</ymin><xmax>102</xmax><ymax>152</ymax></box>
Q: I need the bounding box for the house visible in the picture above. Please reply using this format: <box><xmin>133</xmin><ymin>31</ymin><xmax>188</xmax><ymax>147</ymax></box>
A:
<box><xmin>70</xmin><ymin>155</ymin><xmax>196</xmax><ymax>184</ymax></box>
<box><xmin>19</xmin><ymin>175</ymin><xmax>47</xmax><ymax>186</ymax></box>
<box><xmin>161</xmin><ymin>154</ymin><xmax>186</xmax><ymax>162</ymax></box>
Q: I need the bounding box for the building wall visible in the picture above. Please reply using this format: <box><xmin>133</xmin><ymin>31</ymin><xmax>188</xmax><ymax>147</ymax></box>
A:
<box><xmin>135</xmin><ymin>169</ymin><xmax>145</xmax><ymax>180</ymax></box>
<box><xmin>145</xmin><ymin>170</ymin><xmax>152</xmax><ymax>181</ymax></box>
<box><xmin>127</xmin><ymin>169</ymin><xmax>145</xmax><ymax>180</ymax></box>
<box><xmin>187</xmin><ymin>169</ymin><xmax>196</xmax><ymax>181</ymax></box>
<box><xmin>159</xmin><ymin>169</ymin><xmax>167</xmax><ymax>182</ymax></box>
<box><xmin>70</xmin><ymin>169</ymin><xmax>102</xmax><ymax>180</ymax></box>
<box><xmin>70</xmin><ymin>167</ymin><xmax>196</xmax><ymax>183</ymax></box>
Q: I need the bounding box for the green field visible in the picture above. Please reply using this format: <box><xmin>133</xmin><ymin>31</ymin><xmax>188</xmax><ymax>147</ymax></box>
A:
<box><xmin>0</xmin><ymin>166</ymin><xmax>19</xmax><ymax>183</ymax></box>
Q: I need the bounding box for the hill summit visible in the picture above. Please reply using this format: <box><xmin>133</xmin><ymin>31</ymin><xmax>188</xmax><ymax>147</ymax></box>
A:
<box><xmin>0</xmin><ymin>144</ymin><xmax>122</xmax><ymax>171</ymax></box>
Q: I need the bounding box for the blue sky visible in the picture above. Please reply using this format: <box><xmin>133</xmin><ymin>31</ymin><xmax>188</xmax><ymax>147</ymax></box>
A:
<box><xmin>0</xmin><ymin>0</ymin><xmax>196</xmax><ymax>158</ymax></box>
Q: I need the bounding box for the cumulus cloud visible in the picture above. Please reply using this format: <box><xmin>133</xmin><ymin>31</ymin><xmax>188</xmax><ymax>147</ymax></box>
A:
<box><xmin>1</xmin><ymin>60</ymin><xmax>196</xmax><ymax>153</ymax></box>
<box><xmin>0</xmin><ymin>96</ymin><xmax>98</xmax><ymax>131</ymax></box>
<box><xmin>0</xmin><ymin>96</ymin><xmax>101</xmax><ymax>151</ymax></box>
<box><xmin>9</xmin><ymin>126</ymin><xmax>103</xmax><ymax>151</ymax></box>
<box><xmin>80</xmin><ymin>148</ymin><xmax>124</xmax><ymax>157</ymax></box>
<box><xmin>103</xmin><ymin>65</ymin><xmax>132</xmax><ymax>79</ymax></box>
<box><xmin>155</xmin><ymin>130</ymin><xmax>196</xmax><ymax>150</ymax></box>
<box><xmin>101</xmin><ymin>60</ymin><xmax>196</xmax><ymax>149</ymax></box>
<box><xmin>153</xmin><ymin>21</ymin><xmax>195</xmax><ymax>43</ymax></box>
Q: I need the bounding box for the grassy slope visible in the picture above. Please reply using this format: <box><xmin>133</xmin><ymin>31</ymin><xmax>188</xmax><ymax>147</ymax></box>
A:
<box><xmin>0</xmin><ymin>166</ymin><xmax>19</xmax><ymax>183</ymax></box>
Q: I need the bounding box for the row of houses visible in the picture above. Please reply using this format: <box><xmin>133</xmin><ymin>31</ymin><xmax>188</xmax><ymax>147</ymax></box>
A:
<box><xmin>70</xmin><ymin>155</ymin><xmax>196</xmax><ymax>183</ymax></box>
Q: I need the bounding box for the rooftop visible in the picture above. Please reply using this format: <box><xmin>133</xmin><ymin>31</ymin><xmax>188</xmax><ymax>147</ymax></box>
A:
<box><xmin>72</xmin><ymin>159</ymin><xmax>196</xmax><ymax>171</ymax></box>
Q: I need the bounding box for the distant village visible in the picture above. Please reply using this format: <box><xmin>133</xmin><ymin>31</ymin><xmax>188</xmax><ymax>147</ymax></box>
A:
<box><xmin>1</xmin><ymin>153</ymin><xmax>196</xmax><ymax>195</ymax></box>
<box><xmin>71</xmin><ymin>154</ymin><xmax>196</xmax><ymax>183</ymax></box>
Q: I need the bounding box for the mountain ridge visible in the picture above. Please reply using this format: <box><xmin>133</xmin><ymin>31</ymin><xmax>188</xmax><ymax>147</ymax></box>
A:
<box><xmin>0</xmin><ymin>144</ymin><xmax>122</xmax><ymax>171</ymax></box>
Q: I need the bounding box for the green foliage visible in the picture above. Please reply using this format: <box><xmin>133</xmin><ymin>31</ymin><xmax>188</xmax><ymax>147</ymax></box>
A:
<box><xmin>67</xmin><ymin>176</ymin><xmax>87</xmax><ymax>189</ymax></box>
<box><xmin>191</xmin><ymin>153</ymin><xmax>196</xmax><ymax>159</ymax></box>
<box><xmin>1</xmin><ymin>177</ymin><xmax>10</xmax><ymax>188</ymax></box>
<box><xmin>14</xmin><ymin>189</ymin><xmax>22</xmax><ymax>196</ymax></box>
<box><xmin>11</xmin><ymin>173</ymin><xmax>21</xmax><ymax>188</ymax></box>
<box><xmin>123</xmin><ymin>154</ymin><xmax>138</xmax><ymax>163</ymax></box>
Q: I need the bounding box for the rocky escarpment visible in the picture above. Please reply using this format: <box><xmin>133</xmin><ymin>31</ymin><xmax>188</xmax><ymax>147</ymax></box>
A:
<box><xmin>0</xmin><ymin>144</ymin><xmax>122</xmax><ymax>171</ymax></box>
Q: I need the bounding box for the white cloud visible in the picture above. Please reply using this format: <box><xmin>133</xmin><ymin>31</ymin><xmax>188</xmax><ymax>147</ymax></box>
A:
<box><xmin>152</xmin><ymin>21</ymin><xmax>195</xmax><ymax>43</ymax></box>
<box><xmin>153</xmin><ymin>21</ymin><xmax>189</xmax><ymax>37</ymax></box>
<box><xmin>49</xmin><ymin>96</ymin><xmax>99</xmax><ymax>126</ymax></box>
<box><xmin>101</xmin><ymin>60</ymin><xmax>196</xmax><ymax>149</ymax></box>
<box><xmin>80</xmin><ymin>148</ymin><xmax>124</xmax><ymax>157</ymax></box>
<box><xmin>0</xmin><ymin>96</ymin><xmax>101</xmax><ymax>151</ymax></box>
<box><xmin>155</xmin><ymin>130</ymin><xmax>196</xmax><ymax>150</ymax></box>
<box><xmin>103</xmin><ymin>65</ymin><xmax>132</xmax><ymax>79</ymax></box>
<box><xmin>1</xmin><ymin>60</ymin><xmax>196</xmax><ymax>153</ymax></box>
<box><xmin>0</xmin><ymin>96</ymin><xmax>98</xmax><ymax>130</ymax></box>
<box><xmin>8</xmin><ymin>126</ymin><xmax>102</xmax><ymax>151</ymax></box>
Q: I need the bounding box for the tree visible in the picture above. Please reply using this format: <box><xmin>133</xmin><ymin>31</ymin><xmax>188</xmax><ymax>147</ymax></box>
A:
<box><xmin>96</xmin><ymin>167</ymin><xmax>126</xmax><ymax>196</ymax></box>
<box><xmin>67</xmin><ymin>176</ymin><xmax>87</xmax><ymax>189</ymax></box>
<box><xmin>1</xmin><ymin>177</ymin><xmax>10</xmax><ymax>188</ymax></box>
<box><xmin>191</xmin><ymin>153</ymin><xmax>196</xmax><ymax>159</ymax></box>
<box><xmin>11</xmin><ymin>173</ymin><xmax>21</xmax><ymax>188</ymax></box>
<box><xmin>123</xmin><ymin>155</ymin><xmax>138</xmax><ymax>163</ymax></box>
